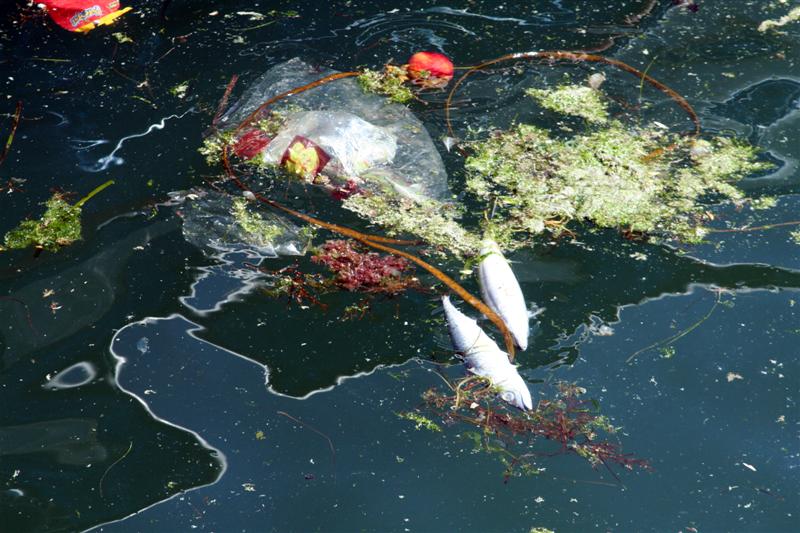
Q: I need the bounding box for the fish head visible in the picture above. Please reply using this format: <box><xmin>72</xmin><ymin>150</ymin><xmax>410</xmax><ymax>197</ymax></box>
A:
<box><xmin>497</xmin><ymin>374</ymin><xmax>533</xmax><ymax>411</ymax></box>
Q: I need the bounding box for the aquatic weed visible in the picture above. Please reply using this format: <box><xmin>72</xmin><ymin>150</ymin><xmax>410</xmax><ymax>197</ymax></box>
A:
<box><xmin>231</xmin><ymin>197</ymin><xmax>284</xmax><ymax>245</ymax></box>
<box><xmin>357</xmin><ymin>65</ymin><xmax>415</xmax><ymax>104</ymax></box>
<box><xmin>526</xmin><ymin>84</ymin><xmax>609</xmax><ymax>123</ymax></box>
<box><xmin>420</xmin><ymin>378</ymin><xmax>649</xmax><ymax>480</ymax></box>
<box><xmin>2</xmin><ymin>180</ymin><xmax>114</xmax><ymax>252</ymax></box>
<box><xmin>310</xmin><ymin>239</ymin><xmax>420</xmax><ymax>295</ymax></box>
<box><xmin>341</xmin><ymin>192</ymin><xmax>482</xmax><ymax>258</ymax></box>
<box><xmin>396</xmin><ymin>411</ymin><xmax>442</xmax><ymax>432</ymax></box>
<box><xmin>464</xmin><ymin>112</ymin><xmax>771</xmax><ymax>243</ymax></box>
<box><xmin>3</xmin><ymin>194</ymin><xmax>81</xmax><ymax>251</ymax></box>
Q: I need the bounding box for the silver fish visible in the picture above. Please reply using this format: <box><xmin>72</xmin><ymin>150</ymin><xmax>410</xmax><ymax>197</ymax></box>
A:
<box><xmin>477</xmin><ymin>239</ymin><xmax>530</xmax><ymax>350</ymax></box>
<box><xmin>442</xmin><ymin>296</ymin><xmax>533</xmax><ymax>410</ymax></box>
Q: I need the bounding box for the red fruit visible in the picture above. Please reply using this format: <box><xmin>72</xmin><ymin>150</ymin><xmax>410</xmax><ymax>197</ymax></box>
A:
<box><xmin>407</xmin><ymin>52</ymin><xmax>454</xmax><ymax>80</ymax></box>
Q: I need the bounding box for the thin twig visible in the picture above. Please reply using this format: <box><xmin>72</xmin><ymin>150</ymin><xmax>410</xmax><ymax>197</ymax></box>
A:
<box><xmin>29</xmin><ymin>57</ymin><xmax>71</xmax><ymax>63</ymax></box>
<box><xmin>277</xmin><ymin>411</ymin><xmax>336</xmax><ymax>476</ymax></box>
<box><xmin>76</xmin><ymin>179</ymin><xmax>115</xmax><ymax>208</ymax></box>
<box><xmin>626</xmin><ymin>290</ymin><xmax>721</xmax><ymax>364</ymax></box>
<box><xmin>0</xmin><ymin>101</ymin><xmax>23</xmax><ymax>169</ymax></box>
<box><xmin>99</xmin><ymin>441</ymin><xmax>133</xmax><ymax>498</ymax></box>
<box><xmin>212</xmin><ymin>74</ymin><xmax>239</xmax><ymax>127</ymax></box>
<box><xmin>638</xmin><ymin>55</ymin><xmax>658</xmax><ymax>104</ymax></box>
<box><xmin>706</xmin><ymin>220</ymin><xmax>800</xmax><ymax>234</ymax></box>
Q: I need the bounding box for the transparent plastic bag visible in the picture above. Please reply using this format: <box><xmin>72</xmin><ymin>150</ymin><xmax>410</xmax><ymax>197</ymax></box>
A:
<box><xmin>216</xmin><ymin>58</ymin><xmax>450</xmax><ymax>201</ymax></box>
<box><xmin>176</xmin><ymin>189</ymin><xmax>308</xmax><ymax>257</ymax></box>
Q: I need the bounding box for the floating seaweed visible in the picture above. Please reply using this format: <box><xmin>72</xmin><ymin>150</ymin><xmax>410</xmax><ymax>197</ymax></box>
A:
<box><xmin>357</xmin><ymin>65</ymin><xmax>414</xmax><ymax>104</ymax></box>
<box><xmin>2</xmin><ymin>180</ymin><xmax>114</xmax><ymax>253</ymax></box>
<box><xmin>310</xmin><ymin>239</ymin><xmax>421</xmax><ymax>295</ymax></box>
<box><xmin>403</xmin><ymin>378</ymin><xmax>649</xmax><ymax>480</ymax></box>
<box><xmin>526</xmin><ymin>84</ymin><xmax>609</xmax><ymax>123</ymax></box>
<box><xmin>464</xmin><ymin>107</ymin><xmax>770</xmax><ymax>244</ymax></box>
<box><xmin>231</xmin><ymin>197</ymin><xmax>285</xmax><ymax>246</ymax></box>
<box><xmin>341</xmin><ymin>192</ymin><xmax>482</xmax><ymax>259</ymax></box>
<box><xmin>258</xmin><ymin>263</ymin><xmax>330</xmax><ymax>311</ymax></box>
<box><xmin>255</xmin><ymin>239</ymin><xmax>423</xmax><ymax>313</ymax></box>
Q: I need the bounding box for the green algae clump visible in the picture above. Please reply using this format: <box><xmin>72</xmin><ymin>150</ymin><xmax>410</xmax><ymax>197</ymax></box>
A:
<box><xmin>3</xmin><ymin>194</ymin><xmax>82</xmax><ymax>252</ymax></box>
<box><xmin>357</xmin><ymin>65</ymin><xmax>414</xmax><ymax>104</ymax></box>
<box><xmin>465</xmin><ymin>120</ymin><xmax>771</xmax><ymax>244</ymax></box>
<box><xmin>342</xmin><ymin>192</ymin><xmax>482</xmax><ymax>258</ymax></box>
<box><xmin>231</xmin><ymin>197</ymin><xmax>284</xmax><ymax>245</ymax></box>
<box><xmin>198</xmin><ymin>130</ymin><xmax>235</xmax><ymax>165</ymax></box>
<box><xmin>396</xmin><ymin>411</ymin><xmax>442</xmax><ymax>432</ymax></box>
<box><xmin>526</xmin><ymin>84</ymin><xmax>609</xmax><ymax>124</ymax></box>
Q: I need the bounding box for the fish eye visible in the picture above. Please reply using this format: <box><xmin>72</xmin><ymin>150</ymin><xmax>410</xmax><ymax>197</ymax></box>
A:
<box><xmin>500</xmin><ymin>390</ymin><xmax>516</xmax><ymax>402</ymax></box>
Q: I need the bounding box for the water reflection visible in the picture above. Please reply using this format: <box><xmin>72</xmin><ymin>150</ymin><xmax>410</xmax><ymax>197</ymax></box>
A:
<box><xmin>42</xmin><ymin>362</ymin><xmax>98</xmax><ymax>390</ymax></box>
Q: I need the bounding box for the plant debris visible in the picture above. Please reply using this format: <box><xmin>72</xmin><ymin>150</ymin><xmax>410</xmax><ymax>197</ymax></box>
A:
<box><xmin>311</xmin><ymin>239</ymin><xmax>420</xmax><ymax>295</ymax></box>
<box><xmin>231</xmin><ymin>197</ymin><xmax>285</xmax><ymax>246</ymax></box>
<box><xmin>2</xmin><ymin>180</ymin><xmax>114</xmax><ymax>253</ymax></box>
<box><xmin>342</xmin><ymin>192</ymin><xmax>482</xmax><ymax>258</ymax></box>
<box><xmin>464</xmin><ymin>101</ymin><xmax>771</xmax><ymax>244</ymax></box>
<box><xmin>3</xmin><ymin>193</ymin><xmax>81</xmax><ymax>252</ymax></box>
<box><xmin>409</xmin><ymin>379</ymin><xmax>648</xmax><ymax>480</ymax></box>
<box><xmin>169</xmin><ymin>81</ymin><xmax>189</xmax><ymax>99</ymax></box>
<box><xmin>357</xmin><ymin>65</ymin><xmax>414</xmax><ymax>104</ymax></box>
<box><xmin>256</xmin><ymin>239</ymin><xmax>422</xmax><ymax>312</ymax></box>
<box><xmin>396</xmin><ymin>411</ymin><xmax>442</xmax><ymax>432</ymax></box>
<box><xmin>526</xmin><ymin>84</ymin><xmax>609</xmax><ymax>123</ymax></box>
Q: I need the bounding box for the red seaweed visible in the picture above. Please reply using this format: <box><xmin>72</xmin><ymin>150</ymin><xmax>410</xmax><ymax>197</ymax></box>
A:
<box><xmin>311</xmin><ymin>239</ymin><xmax>420</xmax><ymax>295</ymax></box>
<box><xmin>410</xmin><ymin>379</ymin><xmax>650</xmax><ymax>480</ymax></box>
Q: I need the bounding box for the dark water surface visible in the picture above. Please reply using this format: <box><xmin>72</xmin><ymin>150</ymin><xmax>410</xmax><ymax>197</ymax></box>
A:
<box><xmin>1</xmin><ymin>1</ymin><xmax>798</xmax><ymax>531</ymax></box>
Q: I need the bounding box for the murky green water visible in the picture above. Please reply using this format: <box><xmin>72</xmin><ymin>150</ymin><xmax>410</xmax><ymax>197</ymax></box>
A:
<box><xmin>1</xmin><ymin>1</ymin><xmax>798</xmax><ymax>531</ymax></box>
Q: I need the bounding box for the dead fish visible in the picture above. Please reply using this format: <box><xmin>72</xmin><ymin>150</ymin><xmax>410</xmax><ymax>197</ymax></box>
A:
<box><xmin>477</xmin><ymin>239</ymin><xmax>529</xmax><ymax>350</ymax></box>
<box><xmin>442</xmin><ymin>296</ymin><xmax>533</xmax><ymax>410</ymax></box>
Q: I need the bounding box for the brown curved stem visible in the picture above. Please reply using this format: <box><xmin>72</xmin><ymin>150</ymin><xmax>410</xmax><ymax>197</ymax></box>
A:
<box><xmin>220</xmin><ymin>70</ymin><xmax>517</xmax><ymax>360</ymax></box>
<box><xmin>445</xmin><ymin>50</ymin><xmax>700</xmax><ymax>138</ymax></box>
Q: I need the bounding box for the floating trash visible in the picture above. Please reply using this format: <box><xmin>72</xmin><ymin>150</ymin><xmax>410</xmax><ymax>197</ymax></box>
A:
<box><xmin>209</xmin><ymin>58</ymin><xmax>451</xmax><ymax>202</ymax></box>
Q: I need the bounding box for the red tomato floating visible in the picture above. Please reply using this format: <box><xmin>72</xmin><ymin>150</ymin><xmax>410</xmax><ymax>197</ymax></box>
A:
<box><xmin>407</xmin><ymin>52</ymin><xmax>454</xmax><ymax>81</ymax></box>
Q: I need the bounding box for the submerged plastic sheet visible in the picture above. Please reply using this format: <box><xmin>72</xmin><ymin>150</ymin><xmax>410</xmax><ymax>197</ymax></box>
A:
<box><xmin>176</xmin><ymin>189</ymin><xmax>306</xmax><ymax>257</ymax></box>
<box><xmin>216</xmin><ymin>58</ymin><xmax>450</xmax><ymax>201</ymax></box>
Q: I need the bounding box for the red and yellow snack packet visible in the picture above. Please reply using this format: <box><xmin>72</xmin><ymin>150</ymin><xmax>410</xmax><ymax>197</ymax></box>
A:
<box><xmin>40</xmin><ymin>1</ymin><xmax>131</xmax><ymax>33</ymax></box>
<box><xmin>280</xmin><ymin>136</ymin><xmax>330</xmax><ymax>179</ymax></box>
